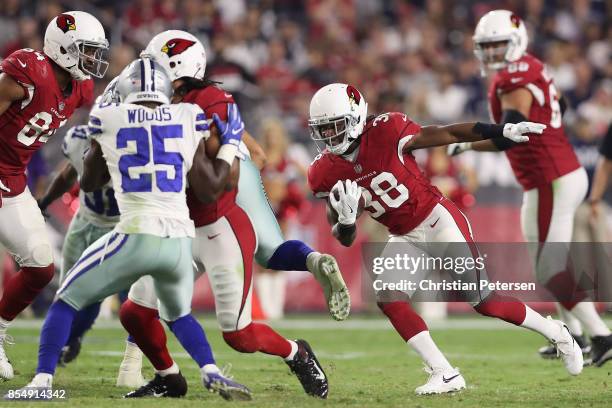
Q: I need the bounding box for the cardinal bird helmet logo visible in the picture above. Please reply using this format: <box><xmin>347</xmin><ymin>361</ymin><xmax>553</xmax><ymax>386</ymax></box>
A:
<box><xmin>56</xmin><ymin>14</ymin><xmax>77</xmax><ymax>33</ymax></box>
<box><xmin>161</xmin><ymin>38</ymin><xmax>196</xmax><ymax>57</ymax></box>
<box><xmin>510</xmin><ymin>13</ymin><xmax>521</xmax><ymax>29</ymax></box>
<box><xmin>346</xmin><ymin>85</ymin><xmax>361</xmax><ymax>111</ymax></box>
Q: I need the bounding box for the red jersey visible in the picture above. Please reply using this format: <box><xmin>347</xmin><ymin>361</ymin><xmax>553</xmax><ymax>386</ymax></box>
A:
<box><xmin>0</xmin><ymin>48</ymin><xmax>93</xmax><ymax>196</ymax></box>
<box><xmin>489</xmin><ymin>53</ymin><xmax>580</xmax><ymax>190</ymax></box>
<box><xmin>308</xmin><ymin>112</ymin><xmax>443</xmax><ymax>235</ymax></box>
<box><xmin>182</xmin><ymin>85</ymin><xmax>237</xmax><ymax>227</ymax></box>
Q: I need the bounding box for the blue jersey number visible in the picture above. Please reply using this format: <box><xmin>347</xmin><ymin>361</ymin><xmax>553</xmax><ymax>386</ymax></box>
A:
<box><xmin>84</xmin><ymin>187</ymin><xmax>120</xmax><ymax>216</ymax></box>
<box><xmin>117</xmin><ymin>125</ymin><xmax>184</xmax><ymax>193</ymax></box>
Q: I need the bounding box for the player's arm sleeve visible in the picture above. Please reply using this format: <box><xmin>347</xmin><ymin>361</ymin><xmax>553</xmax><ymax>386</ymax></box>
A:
<box><xmin>87</xmin><ymin>108</ymin><xmax>104</xmax><ymax>139</ymax></box>
<box><xmin>307</xmin><ymin>158</ymin><xmax>333</xmax><ymax>198</ymax></box>
<box><xmin>192</xmin><ymin>105</ymin><xmax>211</xmax><ymax>141</ymax></box>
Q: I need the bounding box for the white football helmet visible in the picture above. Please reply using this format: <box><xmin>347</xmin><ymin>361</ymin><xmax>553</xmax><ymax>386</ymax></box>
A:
<box><xmin>473</xmin><ymin>10</ymin><xmax>528</xmax><ymax>73</ymax></box>
<box><xmin>309</xmin><ymin>83</ymin><xmax>368</xmax><ymax>155</ymax></box>
<box><xmin>142</xmin><ymin>30</ymin><xmax>206</xmax><ymax>81</ymax></box>
<box><xmin>115</xmin><ymin>58</ymin><xmax>173</xmax><ymax>105</ymax></box>
<box><xmin>43</xmin><ymin>11</ymin><xmax>109</xmax><ymax>80</ymax></box>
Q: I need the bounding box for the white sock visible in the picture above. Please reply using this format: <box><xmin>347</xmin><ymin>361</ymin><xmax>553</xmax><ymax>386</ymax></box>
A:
<box><xmin>120</xmin><ymin>341</ymin><xmax>143</xmax><ymax>367</ymax></box>
<box><xmin>570</xmin><ymin>302</ymin><xmax>611</xmax><ymax>337</ymax></box>
<box><xmin>156</xmin><ymin>361</ymin><xmax>179</xmax><ymax>377</ymax></box>
<box><xmin>556</xmin><ymin>303</ymin><xmax>582</xmax><ymax>336</ymax></box>
<box><xmin>407</xmin><ymin>331</ymin><xmax>453</xmax><ymax>371</ymax></box>
<box><xmin>0</xmin><ymin>317</ymin><xmax>11</xmax><ymax>336</ymax></box>
<box><xmin>306</xmin><ymin>252</ymin><xmax>322</xmax><ymax>273</ymax></box>
<box><xmin>32</xmin><ymin>373</ymin><xmax>53</xmax><ymax>387</ymax></box>
<box><xmin>284</xmin><ymin>340</ymin><xmax>299</xmax><ymax>361</ymax></box>
<box><xmin>520</xmin><ymin>306</ymin><xmax>560</xmax><ymax>341</ymax></box>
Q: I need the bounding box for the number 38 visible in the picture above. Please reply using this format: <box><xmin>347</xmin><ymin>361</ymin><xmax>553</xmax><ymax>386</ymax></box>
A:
<box><xmin>361</xmin><ymin>172</ymin><xmax>409</xmax><ymax>218</ymax></box>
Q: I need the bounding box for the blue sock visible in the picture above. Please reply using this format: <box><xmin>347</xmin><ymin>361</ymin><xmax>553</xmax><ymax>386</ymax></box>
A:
<box><xmin>126</xmin><ymin>334</ymin><xmax>136</xmax><ymax>344</ymax></box>
<box><xmin>37</xmin><ymin>300</ymin><xmax>77</xmax><ymax>374</ymax></box>
<box><xmin>67</xmin><ymin>302</ymin><xmax>101</xmax><ymax>344</ymax></box>
<box><xmin>266</xmin><ymin>240</ymin><xmax>314</xmax><ymax>271</ymax></box>
<box><xmin>167</xmin><ymin>314</ymin><xmax>215</xmax><ymax>367</ymax></box>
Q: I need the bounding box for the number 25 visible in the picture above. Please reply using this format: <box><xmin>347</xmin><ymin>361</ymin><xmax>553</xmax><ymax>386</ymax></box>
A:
<box><xmin>118</xmin><ymin>125</ymin><xmax>184</xmax><ymax>193</ymax></box>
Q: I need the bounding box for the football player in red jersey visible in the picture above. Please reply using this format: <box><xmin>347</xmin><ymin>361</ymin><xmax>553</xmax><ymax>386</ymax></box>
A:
<box><xmin>449</xmin><ymin>10</ymin><xmax>612</xmax><ymax>366</ymax></box>
<box><xmin>0</xmin><ymin>11</ymin><xmax>108</xmax><ymax>380</ymax></box>
<box><xmin>114</xmin><ymin>30</ymin><xmax>348</xmax><ymax>399</ymax></box>
<box><xmin>308</xmin><ymin>83</ymin><xmax>583</xmax><ymax>394</ymax></box>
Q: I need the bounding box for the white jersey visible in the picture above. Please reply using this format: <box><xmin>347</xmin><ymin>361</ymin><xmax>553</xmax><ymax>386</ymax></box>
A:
<box><xmin>62</xmin><ymin>125</ymin><xmax>120</xmax><ymax>228</ymax></box>
<box><xmin>87</xmin><ymin>102</ymin><xmax>209</xmax><ymax>238</ymax></box>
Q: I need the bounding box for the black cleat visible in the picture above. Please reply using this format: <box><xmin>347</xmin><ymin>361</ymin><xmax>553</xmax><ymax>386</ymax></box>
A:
<box><xmin>59</xmin><ymin>337</ymin><xmax>82</xmax><ymax>366</ymax></box>
<box><xmin>539</xmin><ymin>334</ymin><xmax>590</xmax><ymax>359</ymax></box>
<box><xmin>590</xmin><ymin>334</ymin><xmax>612</xmax><ymax>367</ymax></box>
<box><xmin>124</xmin><ymin>372</ymin><xmax>187</xmax><ymax>398</ymax></box>
<box><xmin>285</xmin><ymin>339</ymin><xmax>328</xmax><ymax>399</ymax></box>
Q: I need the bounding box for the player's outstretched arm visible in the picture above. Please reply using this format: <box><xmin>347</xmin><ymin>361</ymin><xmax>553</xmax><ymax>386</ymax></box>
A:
<box><xmin>0</xmin><ymin>73</ymin><xmax>26</xmax><ymax>116</ymax></box>
<box><xmin>448</xmin><ymin>88</ymin><xmax>535</xmax><ymax>155</ymax></box>
<box><xmin>81</xmin><ymin>140</ymin><xmax>110</xmax><ymax>192</ymax></box>
<box><xmin>409</xmin><ymin>120</ymin><xmax>545</xmax><ymax>152</ymax></box>
<box><xmin>38</xmin><ymin>161</ymin><xmax>78</xmax><ymax>212</ymax></box>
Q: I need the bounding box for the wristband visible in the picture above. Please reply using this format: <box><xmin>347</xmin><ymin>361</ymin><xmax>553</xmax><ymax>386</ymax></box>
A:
<box><xmin>337</xmin><ymin>221</ymin><xmax>356</xmax><ymax>231</ymax></box>
<box><xmin>217</xmin><ymin>144</ymin><xmax>238</xmax><ymax>166</ymax></box>
<box><xmin>473</xmin><ymin>122</ymin><xmax>504</xmax><ymax>140</ymax></box>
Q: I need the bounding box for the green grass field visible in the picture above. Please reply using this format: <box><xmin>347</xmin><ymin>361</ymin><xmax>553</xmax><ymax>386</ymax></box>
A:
<box><xmin>1</xmin><ymin>316</ymin><xmax>611</xmax><ymax>407</ymax></box>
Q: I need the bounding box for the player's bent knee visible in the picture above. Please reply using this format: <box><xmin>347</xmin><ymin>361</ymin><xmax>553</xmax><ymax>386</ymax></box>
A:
<box><xmin>30</xmin><ymin>243</ymin><xmax>54</xmax><ymax>267</ymax></box>
<box><xmin>222</xmin><ymin>324</ymin><xmax>259</xmax><ymax>353</ymax></box>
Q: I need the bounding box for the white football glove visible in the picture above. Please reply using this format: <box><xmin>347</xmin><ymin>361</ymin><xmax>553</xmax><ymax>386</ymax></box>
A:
<box><xmin>447</xmin><ymin>142</ymin><xmax>472</xmax><ymax>156</ymax></box>
<box><xmin>330</xmin><ymin>179</ymin><xmax>361</xmax><ymax>226</ymax></box>
<box><xmin>503</xmin><ymin>122</ymin><xmax>546</xmax><ymax>143</ymax></box>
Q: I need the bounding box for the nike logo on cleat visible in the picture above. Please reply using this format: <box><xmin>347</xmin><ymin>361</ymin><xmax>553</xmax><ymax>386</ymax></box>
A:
<box><xmin>16</xmin><ymin>58</ymin><xmax>27</xmax><ymax>68</ymax></box>
<box><xmin>430</xmin><ymin>217</ymin><xmax>440</xmax><ymax>228</ymax></box>
<box><xmin>442</xmin><ymin>374</ymin><xmax>460</xmax><ymax>383</ymax></box>
<box><xmin>207</xmin><ymin>233</ymin><xmax>220</xmax><ymax>240</ymax></box>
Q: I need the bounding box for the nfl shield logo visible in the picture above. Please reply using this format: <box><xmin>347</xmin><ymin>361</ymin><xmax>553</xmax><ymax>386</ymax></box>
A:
<box><xmin>354</xmin><ymin>164</ymin><xmax>362</xmax><ymax>173</ymax></box>
<box><xmin>58</xmin><ymin>102</ymin><xmax>65</xmax><ymax>111</ymax></box>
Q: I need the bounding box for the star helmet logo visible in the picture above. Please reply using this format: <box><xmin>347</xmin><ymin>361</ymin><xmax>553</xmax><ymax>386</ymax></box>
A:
<box><xmin>346</xmin><ymin>85</ymin><xmax>361</xmax><ymax>111</ymax></box>
<box><xmin>510</xmin><ymin>13</ymin><xmax>521</xmax><ymax>29</ymax></box>
<box><xmin>161</xmin><ymin>38</ymin><xmax>196</xmax><ymax>57</ymax></box>
<box><xmin>354</xmin><ymin>164</ymin><xmax>363</xmax><ymax>173</ymax></box>
<box><xmin>56</xmin><ymin>14</ymin><xmax>76</xmax><ymax>33</ymax></box>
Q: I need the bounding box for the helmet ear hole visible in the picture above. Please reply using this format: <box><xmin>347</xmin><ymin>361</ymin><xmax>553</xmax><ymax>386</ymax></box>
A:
<box><xmin>169</xmin><ymin>62</ymin><xmax>176</xmax><ymax>68</ymax></box>
<box><xmin>60</xmin><ymin>46</ymin><xmax>67</xmax><ymax>54</ymax></box>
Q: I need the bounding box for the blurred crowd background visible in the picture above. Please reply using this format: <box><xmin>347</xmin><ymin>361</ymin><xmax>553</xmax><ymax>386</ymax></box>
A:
<box><xmin>0</xmin><ymin>0</ymin><xmax>610</xmax><ymax>317</ymax></box>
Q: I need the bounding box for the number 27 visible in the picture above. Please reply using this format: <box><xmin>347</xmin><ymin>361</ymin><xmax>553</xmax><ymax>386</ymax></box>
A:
<box><xmin>117</xmin><ymin>125</ymin><xmax>184</xmax><ymax>193</ymax></box>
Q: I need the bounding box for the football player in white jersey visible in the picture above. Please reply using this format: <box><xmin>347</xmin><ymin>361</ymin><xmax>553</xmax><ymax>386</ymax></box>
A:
<box><xmin>11</xmin><ymin>57</ymin><xmax>245</xmax><ymax>399</ymax></box>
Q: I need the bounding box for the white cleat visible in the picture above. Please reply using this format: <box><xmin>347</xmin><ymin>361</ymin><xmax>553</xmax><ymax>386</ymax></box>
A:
<box><xmin>0</xmin><ymin>334</ymin><xmax>14</xmax><ymax>381</ymax></box>
<box><xmin>4</xmin><ymin>373</ymin><xmax>52</xmax><ymax>400</ymax></box>
<box><xmin>549</xmin><ymin>317</ymin><xmax>583</xmax><ymax>376</ymax></box>
<box><xmin>307</xmin><ymin>253</ymin><xmax>351</xmax><ymax>321</ymax></box>
<box><xmin>415</xmin><ymin>366</ymin><xmax>466</xmax><ymax>395</ymax></box>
